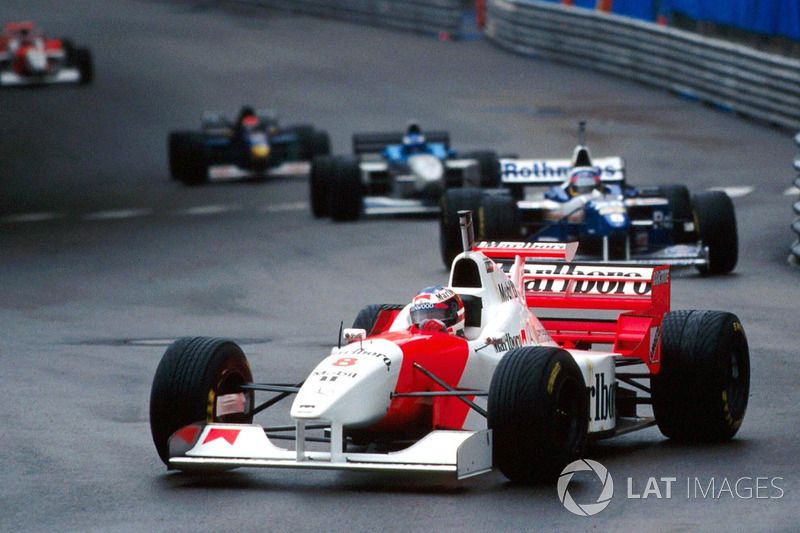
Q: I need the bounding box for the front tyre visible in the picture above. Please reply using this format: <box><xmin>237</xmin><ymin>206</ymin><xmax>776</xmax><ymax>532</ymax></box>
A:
<box><xmin>652</xmin><ymin>310</ymin><xmax>750</xmax><ymax>442</ymax></box>
<box><xmin>74</xmin><ymin>47</ymin><xmax>93</xmax><ymax>85</ymax></box>
<box><xmin>149</xmin><ymin>337</ymin><xmax>254</xmax><ymax>466</ymax></box>
<box><xmin>489</xmin><ymin>347</ymin><xmax>589</xmax><ymax>483</ymax></box>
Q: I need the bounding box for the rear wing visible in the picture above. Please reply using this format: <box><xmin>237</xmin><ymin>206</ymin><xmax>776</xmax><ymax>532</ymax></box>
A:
<box><xmin>352</xmin><ymin>131</ymin><xmax>450</xmax><ymax>155</ymax></box>
<box><xmin>500</xmin><ymin>156</ymin><xmax>625</xmax><ymax>186</ymax></box>
<box><xmin>476</xmin><ymin>240</ymin><xmax>669</xmax><ymax>368</ymax></box>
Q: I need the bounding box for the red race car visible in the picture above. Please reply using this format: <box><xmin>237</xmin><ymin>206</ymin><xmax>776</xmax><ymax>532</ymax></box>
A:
<box><xmin>0</xmin><ymin>22</ymin><xmax>92</xmax><ymax>86</ymax></box>
<box><xmin>149</xmin><ymin>211</ymin><xmax>750</xmax><ymax>482</ymax></box>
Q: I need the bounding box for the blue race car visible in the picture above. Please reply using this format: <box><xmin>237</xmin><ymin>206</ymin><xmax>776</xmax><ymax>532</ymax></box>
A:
<box><xmin>310</xmin><ymin>122</ymin><xmax>501</xmax><ymax>220</ymax></box>
<box><xmin>168</xmin><ymin>106</ymin><xmax>330</xmax><ymax>185</ymax></box>
<box><xmin>440</xmin><ymin>132</ymin><xmax>738</xmax><ymax>275</ymax></box>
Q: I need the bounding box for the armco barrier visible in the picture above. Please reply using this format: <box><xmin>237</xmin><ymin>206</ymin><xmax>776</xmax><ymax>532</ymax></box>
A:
<box><xmin>240</xmin><ymin>0</ymin><xmax>463</xmax><ymax>38</ymax></box>
<box><xmin>485</xmin><ymin>0</ymin><xmax>800</xmax><ymax>130</ymax></box>
<box><xmin>792</xmin><ymin>133</ymin><xmax>800</xmax><ymax>264</ymax></box>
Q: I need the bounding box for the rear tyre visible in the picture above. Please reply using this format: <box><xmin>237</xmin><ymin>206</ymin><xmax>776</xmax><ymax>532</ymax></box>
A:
<box><xmin>308</xmin><ymin>130</ymin><xmax>331</xmax><ymax>158</ymax></box>
<box><xmin>652</xmin><ymin>310</ymin><xmax>749</xmax><ymax>442</ymax></box>
<box><xmin>466</xmin><ymin>150</ymin><xmax>500</xmax><ymax>188</ymax></box>
<box><xmin>692</xmin><ymin>191</ymin><xmax>738</xmax><ymax>275</ymax></box>
<box><xmin>328</xmin><ymin>156</ymin><xmax>362</xmax><ymax>221</ymax></box>
<box><xmin>310</xmin><ymin>155</ymin><xmax>334</xmax><ymax>217</ymax></box>
<box><xmin>479</xmin><ymin>192</ymin><xmax>518</xmax><ymax>241</ymax></box>
<box><xmin>489</xmin><ymin>347</ymin><xmax>588</xmax><ymax>483</ymax></box>
<box><xmin>658</xmin><ymin>184</ymin><xmax>693</xmax><ymax>243</ymax></box>
<box><xmin>439</xmin><ymin>187</ymin><xmax>483</xmax><ymax>267</ymax></box>
<box><xmin>74</xmin><ymin>47</ymin><xmax>93</xmax><ymax>85</ymax></box>
<box><xmin>149</xmin><ymin>337</ymin><xmax>254</xmax><ymax>466</ymax></box>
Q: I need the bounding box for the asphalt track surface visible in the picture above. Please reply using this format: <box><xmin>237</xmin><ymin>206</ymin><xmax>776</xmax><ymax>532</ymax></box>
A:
<box><xmin>1</xmin><ymin>1</ymin><xmax>798</xmax><ymax>531</ymax></box>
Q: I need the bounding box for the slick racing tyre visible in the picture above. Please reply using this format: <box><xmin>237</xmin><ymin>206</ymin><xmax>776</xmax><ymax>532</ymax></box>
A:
<box><xmin>489</xmin><ymin>347</ymin><xmax>589</xmax><ymax>483</ymax></box>
<box><xmin>692</xmin><ymin>191</ymin><xmax>738</xmax><ymax>275</ymax></box>
<box><xmin>465</xmin><ymin>150</ymin><xmax>501</xmax><ymax>188</ymax></box>
<box><xmin>308</xmin><ymin>130</ymin><xmax>331</xmax><ymax>159</ymax></box>
<box><xmin>658</xmin><ymin>184</ymin><xmax>693</xmax><ymax>243</ymax></box>
<box><xmin>74</xmin><ymin>47</ymin><xmax>93</xmax><ymax>85</ymax></box>
<box><xmin>478</xmin><ymin>191</ymin><xmax>518</xmax><ymax>241</ymax></box>
<box><xmin>150</xmin><ymin>337</ymin><xmax>254</xmax><ymax>466</ymax></box>
<box><xmin>439</xmin><ymin>187</ymin><xmax>482</xmax><ymax>267</ymax></box>
<box><xmin>352</xmin><ymin>304</ymin><xmax>404</xmax><ymax>335</ymax></box>
<box><xmin>328</xmin><ymin>156</ymin><xmax>362</xmax><ymax>221</ymax></box>
<box><xmin>652</xmin><ymin>310</ymin><xmax>750</xmax><ymax>442</ymax></box>
<box><xmin>310</xmin><ymin>155</ymin><xmax>334</xmax><ymax>218</ymax></box>
<box><xmin>168</xmin><ymin>132</ymin><xmax>192</xmax><ymax>180</ymax></box>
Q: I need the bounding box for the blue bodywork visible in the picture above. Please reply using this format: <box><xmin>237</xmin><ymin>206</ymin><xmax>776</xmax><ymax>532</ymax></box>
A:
<box><xmin>382</xmin><ymin>142</ymin><xmax>453</xmax><ymax>166</ymax></box>
<box><xmin>531</xmin><ymin>184</ymin><xmax>674</xmax><ymax>254</ymax></box>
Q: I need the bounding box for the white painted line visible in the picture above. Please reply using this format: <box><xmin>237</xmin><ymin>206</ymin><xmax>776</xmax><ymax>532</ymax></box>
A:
<box><xmin>708</xmin><ymin>186</ymin><xmax>754</xmax><ymax>198</ymax></box>
<box><xmin>83</xmin><ymin>208</ymin><xmax>153</xmax><ymax>221</ymax></box>
<box><xmin>261</xmin><ymin>201</ymin><xmax>308</xmax><ymax>213</ymax></box>
<box><xmin>0</xmin><ymin>211</ymin><xmax>62</xmax><ymax>223</ymax></box>
<box><xmin>178</xmin><ymin>204</ymin><xmax>241</xmax><ymax>216</ymax></box>
<box><xmin>783</xmin><ymin>187</ymin><xmax>800</xmax><ymax>196</ymax></box>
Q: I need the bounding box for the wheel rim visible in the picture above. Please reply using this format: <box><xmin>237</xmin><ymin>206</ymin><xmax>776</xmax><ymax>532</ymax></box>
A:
<box><xmin>210</xmin><ymin>363</ymin><xmax>253</xmax><ymax>423</ymax></box>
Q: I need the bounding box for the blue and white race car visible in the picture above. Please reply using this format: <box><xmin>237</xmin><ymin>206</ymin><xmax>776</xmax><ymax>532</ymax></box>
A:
<box><xmin>310</xmin><ymin>122</ymin><xmax>501</xmax><ymax>220</ymax></box>
<box><xmin>440</xmin><ymin>129</ymin><xmax>738</xmax><ymax>275</ymax></box>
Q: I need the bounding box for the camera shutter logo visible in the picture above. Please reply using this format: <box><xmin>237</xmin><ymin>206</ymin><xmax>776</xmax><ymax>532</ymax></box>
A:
<box><xmin>557</xmin><ymin>459</ymin><xmax>614</xmax><ymax>516</ymax></box>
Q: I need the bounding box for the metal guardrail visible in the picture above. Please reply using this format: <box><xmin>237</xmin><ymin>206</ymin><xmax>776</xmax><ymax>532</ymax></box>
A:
<box><xmin>485</xmin><ymin>0</ymin><xmax>800</xmax><ymax>130</ymax></box>
<box><xmin>241</xmin><ymin>0</ymin><xmax>463</xmax><ymax>37</ymax></box>
<box><xmin>792</xmin><ymin>133</ymin><xmax>800</xmax><ymax>264</ymax></box>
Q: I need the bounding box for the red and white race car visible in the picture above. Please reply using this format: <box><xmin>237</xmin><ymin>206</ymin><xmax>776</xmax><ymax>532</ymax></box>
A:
<box><xmin>149</xmin><ymin>212</ymin><xmax>750</xmax><ymax>482</ymax></box>
<box><xmin>0</xmin><ymin>22</ymin><xmax>92</xmax><ymax>86</ymax></box>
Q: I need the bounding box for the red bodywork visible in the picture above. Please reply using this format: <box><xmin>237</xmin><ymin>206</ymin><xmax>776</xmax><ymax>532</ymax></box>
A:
<box><xmin>475</xmin><ymin>243</ymin><xmax>669</xmax><ymax>374</ymax></box>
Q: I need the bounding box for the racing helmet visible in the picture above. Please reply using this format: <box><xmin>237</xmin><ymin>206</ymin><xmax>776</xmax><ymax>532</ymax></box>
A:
<box><xmin>237</xmin><ymin>106</ymin><xmax>259</xmax><ymax>129</ymax></box>
<box><xmin>409</xmin><ymin>285</ymin><xmax>465</xmax><ymax>335</ymax></box>
<box><xmin>402</xmin><ymin>121</ymin><xmax>426</xmax><ymax>148</ymax></box>
<box><xmin>567</xmin><ymin>166</ymin><xmax>602</xmax><ymax>197</ymax></box>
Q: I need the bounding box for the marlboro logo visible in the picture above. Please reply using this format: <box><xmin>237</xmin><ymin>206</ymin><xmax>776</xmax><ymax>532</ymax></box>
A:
<box><xmin>524</xmin><ymin>264</ymin><xmax>654</xmax><ymax>296</ymax></box>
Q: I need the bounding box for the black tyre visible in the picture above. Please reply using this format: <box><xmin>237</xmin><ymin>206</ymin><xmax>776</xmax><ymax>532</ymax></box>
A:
<box><xmin>150</xmin><ymin>337</ymin><xmax>254</xmax><ymax>466</ymax></box>
<box><xmin>652</xmin><ymin>310</ymin><xmax>749</xmax><ymax>442</ymax></box>
<box><xmin>352</xmin><ymin>304</ymin><xmax>404</xmax><ymax>335</ymax></box>
<box><xmin>328</xmin><ymin>156</ymin><xmax>362</xmax><ymax>221</ymax></box>
<box><xmin>74</xmin><ymin>47</ymin><xmax>93</xmax><ymax>85</ymax></box>
<box><xmin>692</xmin><ymin>191</ymin><xmax>738</xmax><ymax>275</ymax></box>
<box><xmin>658</xmin><ymin>184</ymin><xmax>693</xmax><ymax>243</ymax></box>
<box><xmin>489</xmin><ymin>347</ymin><xmax>589</xmax><ymax>483</ymax></box>
<box><xmin>310</xmin><ymin>155</ymin><xmax>334</xmax><ymax>217</ymax></box>
<box><xmin>308</xmin><ymin>130</ymin><xmax>331</xmax><ymax>158</ymax></box>
<box><xmin>168</xmin><ymin>132</ymin><xmax>192</xmax><ymax>180</ymax></box>
<box><xmin>176</xmin><ymin>139</ymin><xmax>210</xmax><ymax>186</ymax></box>
<box><xmin>439</xmin><ymin>187</ymin><xmax>483</xmax><ymax>267</ymax></box>
<box><xmin>466</xmin><ymin>150</ymin><xmax>501</xmax><ymax>188</ymax></box>
<box><xmin>478</xmin><ymin>192</ymin><xmax>518</xmax><ymax>241</ymax></box>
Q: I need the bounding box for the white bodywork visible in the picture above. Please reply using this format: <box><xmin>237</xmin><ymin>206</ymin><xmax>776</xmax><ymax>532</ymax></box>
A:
<box><xmin>168</xmin><ymin>246</ymin><xmax>633</xmax><ymax>477</ymax></box>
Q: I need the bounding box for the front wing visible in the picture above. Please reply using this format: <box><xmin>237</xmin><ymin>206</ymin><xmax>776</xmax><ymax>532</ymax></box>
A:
<box><xmin>0</xmin><ymin>67</ymin><xmax>81</xmax><ymax>86</ymax></box>
<box><xmin>169</xmin><ymin>423</ymin><xmax>493</xmax><ymax>480</ymax></box>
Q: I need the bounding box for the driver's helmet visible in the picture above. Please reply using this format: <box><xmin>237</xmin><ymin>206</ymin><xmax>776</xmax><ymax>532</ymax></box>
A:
<box><xmin>402</xmin><ymin>121</ymin><xmax>426</xmax><ymax>149</ymax></box>
<box><xmin>409</xmin><ymin>285</ymin><xmax>465</xmax><ymax>336</ymax></box>
<box><xmin>237</xmin><ymin>106</ymin><xmax>259</xmax><ymax>130</ymax></box>
<box><xmin>567</xmin><ymin>166</ymin><xmax>602</xmax><ymax>197</ymax></box>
